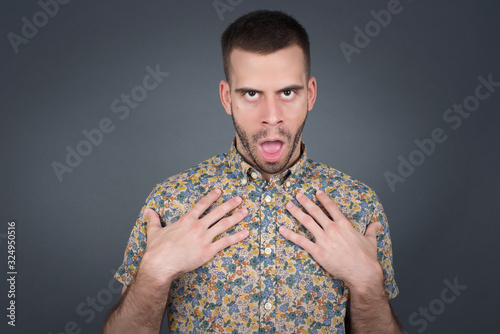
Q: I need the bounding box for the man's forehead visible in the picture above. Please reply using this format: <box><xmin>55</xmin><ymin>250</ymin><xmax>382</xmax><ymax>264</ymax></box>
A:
<box><xmin>229</xmin><ymin>45</ymin><xmax>305</xmax><ymax>65</ymax></box>
<box><xmin>228</xmin><ymin>45</ymin><xmax>308</xmax><ymax>85</ymax></box>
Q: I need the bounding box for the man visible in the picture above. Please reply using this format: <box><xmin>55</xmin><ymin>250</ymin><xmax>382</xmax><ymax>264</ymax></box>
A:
<box><xmin>104</xmin><ymin>10</ymin><xmax>401</xmax><ymax>333</ymax></box>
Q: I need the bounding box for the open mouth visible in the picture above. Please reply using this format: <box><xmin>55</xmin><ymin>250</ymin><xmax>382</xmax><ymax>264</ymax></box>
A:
<box><xmin>259</xmin><ymin>140</ymin><xmax>285</xmax><ymax>162</ymax></box>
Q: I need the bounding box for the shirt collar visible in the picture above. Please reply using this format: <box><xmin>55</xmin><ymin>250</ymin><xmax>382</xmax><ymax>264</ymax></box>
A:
<box><xmin>227</xmin><ymin>138</ymin><xmax>308</xmax><ymax>188</ymax></box>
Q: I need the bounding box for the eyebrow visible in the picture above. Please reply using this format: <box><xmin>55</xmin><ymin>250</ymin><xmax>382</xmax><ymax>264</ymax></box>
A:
<box><xmin>234</xmin><ymin>85</ymin><xmax>305</xmax><ymax>94</ymax></box>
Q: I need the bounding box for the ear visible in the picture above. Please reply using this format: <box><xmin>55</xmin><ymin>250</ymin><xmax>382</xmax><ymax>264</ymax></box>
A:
<box><xmin>219</xmin><ymin>80</ymin><xmax>232</xmax><ymax>115</ymax></box>
<box><xmin>307</xmin><ymin>76</ymin><xmax>317</xmax><ymax>111</ymax></box>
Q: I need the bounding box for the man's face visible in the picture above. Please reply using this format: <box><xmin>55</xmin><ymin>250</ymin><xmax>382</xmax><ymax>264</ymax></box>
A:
<box><xmin>220</xmin><ymin>45</ymin><xmax>317</xmax><ymax>180</ymax></box>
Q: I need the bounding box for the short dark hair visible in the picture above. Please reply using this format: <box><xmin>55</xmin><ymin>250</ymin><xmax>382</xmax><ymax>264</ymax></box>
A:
<box><xmin>221</xmin><ymin>10</ymin><xmax>310</xmax><ymax>83</ymax></box>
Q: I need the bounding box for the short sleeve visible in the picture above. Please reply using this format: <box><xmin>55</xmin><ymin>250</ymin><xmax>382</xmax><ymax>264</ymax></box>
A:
<box><xmin>113</xmin><ymin>184</ymin><xmax>164</xmax><ymax>286</ymax></box>
<box><xmin>370</xmin><ymin>195</ymin><xmax>399</xmax><ymax>299</ymax></box>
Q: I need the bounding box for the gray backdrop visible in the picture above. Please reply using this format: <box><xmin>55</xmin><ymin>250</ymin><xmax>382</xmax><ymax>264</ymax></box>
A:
<box><xmin>1</xmin><ymin>0</ymin><xmax>499</xmax><ymax>333</ymax></box>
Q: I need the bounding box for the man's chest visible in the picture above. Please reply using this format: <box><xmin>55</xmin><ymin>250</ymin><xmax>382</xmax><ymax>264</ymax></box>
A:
<box><xmin>163</xmin><ymin>178</ymin><xmax>369</xmax><ymax>333</ymax></box>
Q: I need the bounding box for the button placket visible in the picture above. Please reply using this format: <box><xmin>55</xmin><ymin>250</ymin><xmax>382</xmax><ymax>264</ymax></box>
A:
<box><xmin>260</xmin><ymin>186</ymin><xmax>279</xmax><ymax>329</ymax></box>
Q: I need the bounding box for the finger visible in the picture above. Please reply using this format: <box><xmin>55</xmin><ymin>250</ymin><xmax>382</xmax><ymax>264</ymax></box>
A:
<box><xmin>211</xmin><ymin>229</ymin><xmax>249</xmax><ymax>253</ymax></box>
<box><xmin>316</xmin><ymin>190</ymin><xmax>345</xmax><ymax>222</ymax></box>
<box><xmin>365</xmin><ymin>221</ymin><xmax>382</xmax><ymax>239</ymax></box>
<box><xmin>279</xmin><ymin>226</ymin><xmax>316</xmax><ymax>252</ymax></box>
<box><xmin>286</xmin><ymin>201</ymin><xmax>324</xmax><ymax>237</ymax></box>
<box><xmin>201</xmin><ymin>195</ymin><xmax>242</xmax><ymax>227</ymax></box>
<box><xmin>292</xmin><ymin>193</ymin><xmax>330</xmax><ymax>231</ymax></box>
<box><xmin>144</xmin><ymin>207</ymin><xmax>162</xmax><ymax>239</ymax></box>
<box><xmin>188</xmin><ymin>188</ymin><xmax>223</xmax><ymax>219</ymax></box>
<box><xmin>208</xmin><ymin>207</ymin><xmax>248</xmax><ymax>238</ymax></box>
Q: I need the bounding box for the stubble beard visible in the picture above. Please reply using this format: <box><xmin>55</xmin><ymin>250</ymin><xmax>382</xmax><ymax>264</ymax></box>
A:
<box><xmin>231</xmin><ymin>106</ymin><xmax>307</xmax><ymax>176</ymax></box>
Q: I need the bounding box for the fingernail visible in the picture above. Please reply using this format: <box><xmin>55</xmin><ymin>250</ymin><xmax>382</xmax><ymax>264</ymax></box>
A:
<box><xmin>296</xmin><ymin>192</ymin><xmax>304</xmax><ymax>199</ymax></box>
<box><xmin>214</xmin><ymin>188</ymin><xmax>221</xmax><ymax>195</ymax></box>
<box><xmin>286</xmin><ymin>202</ymin><xmax>293</xmax><ymax>209</ymax></box>
<box><xmin>241</xmin><ymin>208</ymin><xmax>248</xmax><ymax>215</ymax></box>
<box><xmin>317</xmin><ymin>190</ymin><xmax>323</xmax><ymax>195</ymax></box>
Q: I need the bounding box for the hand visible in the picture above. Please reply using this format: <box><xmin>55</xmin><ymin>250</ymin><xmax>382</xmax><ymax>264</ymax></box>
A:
<box><xmin>139</xmin><ymin>188</ymin><xmax>249</xmax><ymax>287</ymax></box>
<box><xmin>279</xmin><ymin>190</ymin><xmax>383</xmax><ymax>292</ymax></box>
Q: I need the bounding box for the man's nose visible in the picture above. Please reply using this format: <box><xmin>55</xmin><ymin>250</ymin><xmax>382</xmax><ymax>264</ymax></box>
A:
<box><xmin>261</xmin><ymin>96</ymin><xmax>283</xmax><ymax>126</ymax></box>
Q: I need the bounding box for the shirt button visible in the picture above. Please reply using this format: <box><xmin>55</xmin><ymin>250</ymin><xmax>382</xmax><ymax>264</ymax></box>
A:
<box><xmin>264</xmin><ymin>247</ymin><xmax>272</xmax><ymax>255</ymax></box>
<box><xmin>264</xmin><ymin>302</ymin><xmax>272</xmax><ymax>310</ymax></box>
<box><xmin>241</xmin><ymin>178</ymin><xmax>247</xmax><ymax>185</ymax></box>
<box><xmin>264</xmin><ymin>195</ymin><xmax>272</xmax><ymax>203</ymax></box>
<box><xmin>251</xmin><ymin>172</ymin><xmax>258</xmax><ymax>179</ymax></box>
<box><xmin>285</xmin><ymin>181</ymin><xmax>291</xmax><ymax>188</ymax></box>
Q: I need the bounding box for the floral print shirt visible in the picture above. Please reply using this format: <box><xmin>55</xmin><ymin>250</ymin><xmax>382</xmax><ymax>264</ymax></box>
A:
<box><xmin>115</xmin><ymin>141</ymin><xmax>398</xmax><ymax>333</ymax></box>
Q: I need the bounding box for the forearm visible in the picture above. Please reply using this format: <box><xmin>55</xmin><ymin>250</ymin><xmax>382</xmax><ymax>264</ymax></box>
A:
<box><xmin>103</xmin><ymin>267</ymin><xmax>174</xmax><ymax>334</ymax></box>
<box><xmin>348</xmin><ymin>283</ymin><xmax>402</xmax><ymax>334</ymax></box>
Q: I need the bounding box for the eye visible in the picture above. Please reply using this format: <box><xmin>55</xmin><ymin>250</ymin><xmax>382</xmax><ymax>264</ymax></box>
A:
<box><xmin>281</xmin><ymin>90</ymin><xmax>296</xmax><ymax>99</ymax></box>
<box><xmin>244</xmin><ymin>91</ymin><xmax>260</xmax><ymax>100</ymax></box>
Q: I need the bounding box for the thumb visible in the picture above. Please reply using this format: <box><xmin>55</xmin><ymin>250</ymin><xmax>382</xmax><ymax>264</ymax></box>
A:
<box><xmin>365</xmin><ymin>221</ymin><xmax>382</xmax><ymax>239</ymax></box>
<box><xmin>144</xmin><ymin>207</ymin><xmax>162</xmax><ymax>239</ymax></box>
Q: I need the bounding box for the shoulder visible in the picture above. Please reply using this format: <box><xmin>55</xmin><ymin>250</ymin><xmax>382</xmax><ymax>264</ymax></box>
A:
<box><xmin>306</xmin><ymin>158</ymin><xmax>378</xmax><ymax>201</ymax></box>
<box><xmin>305</xmin><ymin>158</ymin><xmax>383</xmax><ymax>226</ymax></box>
<box><xmin>308</xmin><ymin>159</ymin><xmax>385</xmax><ymax>232</ymax></box>
<box><xmin>165</xmin><ymin>152</ymin><xmax>228</xmax><ymax>185</ymax></box>
<box><xmin>144</xmin><ymin>152</ymin><xmax>230</xmax><ymax>208</ymax></box>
